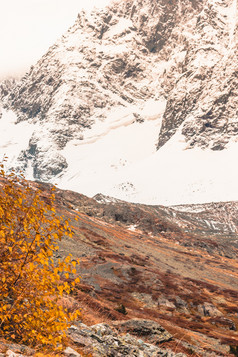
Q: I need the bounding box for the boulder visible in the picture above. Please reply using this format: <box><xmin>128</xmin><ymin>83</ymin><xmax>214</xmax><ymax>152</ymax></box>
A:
<box><xmin>64</xmin><ymin>346</ymin><xmax>82</xmax><ymax>357</ymax></box>
<box><xmin>198</xmin><ymin>302</ymin><xmax>223</xmax><ymax>317</ymax></box>
<box><xmin>113</xmin><ymin>318</ymin><xmax>173</xmax><ymax>344</ymax></box>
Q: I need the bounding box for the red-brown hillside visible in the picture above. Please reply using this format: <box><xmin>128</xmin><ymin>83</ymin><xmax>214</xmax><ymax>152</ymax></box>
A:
<box><xmin>33</xmin><ymin>182</ymin><xmax>238</xmax><ymax>356</ymax></box>
<box><xmin>1</xmin><ymin>177</ymin><xmax>238</xmax><ymax>356</ymax></box>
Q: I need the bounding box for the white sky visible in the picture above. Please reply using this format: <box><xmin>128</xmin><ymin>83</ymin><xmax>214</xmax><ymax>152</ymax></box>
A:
<box><xmin>0</xmin><ymin>0</ymin><xmax>112</xmax><ymax>79</ymax></box>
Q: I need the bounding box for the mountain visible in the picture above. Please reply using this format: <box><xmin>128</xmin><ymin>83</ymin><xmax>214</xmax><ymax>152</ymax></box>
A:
<box><xmin>0</xmin><ymin>0</ymin><xmax>238</xmax><ymax>205</ymax></box>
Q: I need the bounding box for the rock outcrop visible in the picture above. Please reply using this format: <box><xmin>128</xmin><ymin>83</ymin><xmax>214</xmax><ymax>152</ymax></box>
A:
<box><xmin>0</xmin><ymin>321</ymin><xmax>182</xmax><ymax>357</ymax></box>
<box><xmin>67</xmin><ymin>322</ymin><xmax>183</xmax><ymax>357</ymax></box>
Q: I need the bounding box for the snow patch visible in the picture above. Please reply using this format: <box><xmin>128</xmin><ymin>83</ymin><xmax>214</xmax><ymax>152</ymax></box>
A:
<box><xmin>52</xmin><ymin>104</ymin><xmax>238</xmax><ymax>206</ymax></box>
<box><xmin>128</xmin><ymin>225</ymin><xmax>137</xmax><ymax>232</ymax></box>
<box><xmin>104</xmin><ymin>18</ymin><xmax>133</xmax><ymax>39</ymax></box>
<box><xmin>57</xmin><ymin>100</ymin><xmax>166</xmax><ymax>196</ymax></box>
<box><xmin>0</xmin><ymin>109</ymin><xmax>36</xmax><ymax>166</ymax></box>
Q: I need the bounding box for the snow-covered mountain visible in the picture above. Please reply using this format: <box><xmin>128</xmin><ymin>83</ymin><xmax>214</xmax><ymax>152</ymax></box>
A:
<box><xmin>0</xmin><ymin>0</ymin><xmax>237</xmax><ymax>205</ymax></box>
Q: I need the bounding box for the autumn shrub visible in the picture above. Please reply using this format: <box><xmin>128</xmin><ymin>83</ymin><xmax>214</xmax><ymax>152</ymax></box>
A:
<box><xmin>0</xmin><ymin>164</ymin><xmax>80</xmax><ymax>348</ymax></box>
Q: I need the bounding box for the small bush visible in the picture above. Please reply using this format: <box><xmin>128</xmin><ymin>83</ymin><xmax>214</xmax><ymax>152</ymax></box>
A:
<box><xmin>115</xmin><ymin>304</ymin><xmax>127</xmax><ymax>315</ymax></box>
<box><xmin>230</xmin><ymin>345</ymin><xmax>238</xmax><ymax>356</ymax></box>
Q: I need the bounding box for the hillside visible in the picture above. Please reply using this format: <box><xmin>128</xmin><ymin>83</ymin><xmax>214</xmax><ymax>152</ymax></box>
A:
<box><xmin>26</xmin><ymin>182</ymin><xmax>238</xmax><ymax>356</ymax></box>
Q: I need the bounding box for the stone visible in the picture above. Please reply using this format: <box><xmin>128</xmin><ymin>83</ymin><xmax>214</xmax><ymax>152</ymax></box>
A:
<box><xmin>198</xmin><ymin>302</ymin><xmax>223</xmax><ymax>317</ymax></box>
<box><xmin>68</xmin><ymin>331</ymin><xmax>93</xmax><ymax>347</ymax></box>
<box><xmin>91</xmin><ymin>323</ymin><xmax>117</xmax><ymax>337</ymax></box>
<box><xmin>114</xmin><ymin>319</ymin><xmax>173</xmax><ymax>344</ymax></box>
<box><xmin>158</xmin><ymin>297</ymin><xmax>176</xmax><ymax>309</ymax></box>
<box><xmin>5</xmin><ymin>351</ymin><xmax>26</xmax><ymax>357</ymax></box>
<box><xmin>64</xmin><ymin>346</ymin><xmax>82</xmax><ymax>356</ymax></box>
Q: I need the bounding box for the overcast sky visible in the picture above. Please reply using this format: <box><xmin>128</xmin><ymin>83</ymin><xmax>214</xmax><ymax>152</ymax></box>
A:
<box><xmin>0</xmin><ymin>0</ymin><xmax>112</xmax><ymax>79</ymax></box>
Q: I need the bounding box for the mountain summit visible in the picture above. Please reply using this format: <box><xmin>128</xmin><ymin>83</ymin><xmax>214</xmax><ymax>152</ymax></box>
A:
<box><xmin>0</xmin><ymin>0</ymin><xmax>237</xmax><ymax>205</ymax></box>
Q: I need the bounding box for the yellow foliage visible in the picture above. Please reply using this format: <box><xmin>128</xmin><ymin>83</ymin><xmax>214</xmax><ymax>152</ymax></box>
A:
<box><xmin>0</xmin><ymin>163</ymin><xmax>80</xmax><ymax>348</ymax></box>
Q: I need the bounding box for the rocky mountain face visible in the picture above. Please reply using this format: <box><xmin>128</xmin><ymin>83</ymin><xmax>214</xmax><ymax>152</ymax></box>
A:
<box><xmin>156</xmin><ymin>0</ymin><xmax>238</xmax><ymax>150</ymax></box>
<box><xmin>0</xmin><ymin>0</ymin><xmax>237</xmax><ymax>204</ymax></box>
